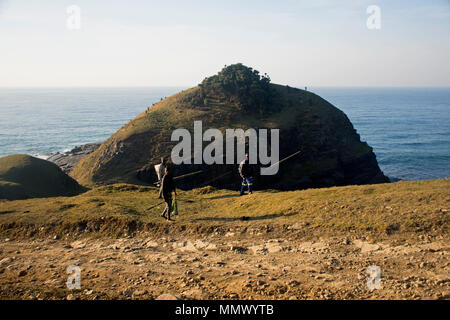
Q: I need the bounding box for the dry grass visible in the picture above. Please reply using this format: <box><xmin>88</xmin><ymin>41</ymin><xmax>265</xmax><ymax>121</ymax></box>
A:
<box><xmin>0</xmin><ymin>179</ymin><xmax>448</xmax><ymax>240</ymax></box>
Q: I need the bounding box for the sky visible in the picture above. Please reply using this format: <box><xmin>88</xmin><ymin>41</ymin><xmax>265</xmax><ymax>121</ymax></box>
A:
<box><xmin>0</xmin><ymin>0</ymin><xmax>449</xmax><ymax>87</ymax></box>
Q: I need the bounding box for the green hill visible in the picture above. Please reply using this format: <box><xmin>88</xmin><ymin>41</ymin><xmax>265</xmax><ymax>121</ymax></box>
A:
<box><xmin>71</xmin><ymin>63</ymin><xmax>388</xmax><ymax>189</ymax></box>
<box><xmin>0</xmin><ymin>154</ymin><xmax>85</xmax><ymax>200</ymax></box>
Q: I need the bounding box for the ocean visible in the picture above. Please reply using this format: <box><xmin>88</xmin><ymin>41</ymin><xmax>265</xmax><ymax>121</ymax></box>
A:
<box><xmin>0</xmin><ymin>87</ymin><xmax>449</xmax><ymax>181</ymax></box>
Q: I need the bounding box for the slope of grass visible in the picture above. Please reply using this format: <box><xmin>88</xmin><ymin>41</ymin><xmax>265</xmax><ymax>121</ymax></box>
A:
<box><xmin>0</xmin><ymin>179</ymin><xmax>448</xmax><ymax>240</ymax></box>
<box><xmin>0</xmin><ymin>154</ymin><xmax>85</xmax><ymax>200</ymax></box>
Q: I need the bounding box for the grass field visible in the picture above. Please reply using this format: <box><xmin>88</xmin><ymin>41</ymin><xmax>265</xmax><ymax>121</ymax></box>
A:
<box><xmin>1</xmin><ymin>179</ymin><xmax>448</xmax><ymax>241</ymax></box>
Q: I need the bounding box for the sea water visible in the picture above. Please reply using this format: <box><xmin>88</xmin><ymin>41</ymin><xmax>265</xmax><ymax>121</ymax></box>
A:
<box><xmin>0</xmin><ymin>87</ymin><xmax>449</xmax><ymax>181</ymax></box>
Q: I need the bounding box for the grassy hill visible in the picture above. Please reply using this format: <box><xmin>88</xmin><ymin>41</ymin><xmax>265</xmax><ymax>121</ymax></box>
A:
<box><xmin>0</xmin><ymin>154</ymin><xmax>85</xmax><ymax>200</ymax></box>
<box><xmin>71</xmin><ymin>63</ymin><xmax>388</xmax><ymax>189</ymax></box>
<box><xmin>0</xmin><ymin>179</ymin><xmax>448</xmax><ymax>240</ymax></box>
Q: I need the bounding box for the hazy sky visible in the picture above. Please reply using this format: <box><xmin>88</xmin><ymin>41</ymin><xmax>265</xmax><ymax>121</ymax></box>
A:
<box><xmin>1</xmin><ymin>0</ymin><xmax>449</xmax><ymax>87</ymax></box>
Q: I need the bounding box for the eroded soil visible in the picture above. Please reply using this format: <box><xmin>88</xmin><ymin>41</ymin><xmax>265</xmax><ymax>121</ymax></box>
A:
<box><xmin>0</xmin><ymin>230</ymin><xmax>448</xmax><ymax>300</ymax></box>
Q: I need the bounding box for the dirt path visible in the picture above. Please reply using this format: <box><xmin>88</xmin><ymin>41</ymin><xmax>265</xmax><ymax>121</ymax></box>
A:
<box><xmin>0</xmin><ymin>232</ymin><xmax>448</xmax><ymax>300</ymax></box>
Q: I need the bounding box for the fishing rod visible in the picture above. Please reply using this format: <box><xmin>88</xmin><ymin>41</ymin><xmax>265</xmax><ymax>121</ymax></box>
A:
<box><xmin>173</xmin><ymin>170</ymin><xmax>203</xmax><ymax>181</ymax></box>
<box><xmin>146</xmin><ymin>201</ymin><xmax>165</xmax><ymax>211</ymax></box>
<box><xmin>152</xmin><ymin>170</ymin><xmax>203</xmax><ymax>185</ymax></box>
<box><xmin>262</xmin><ymin>150</ymin><xmax>301</xmax><ymax>171</ymax></box>
<box><xmin>195</xmin><ymin>150</ymin><xmax>303</xmax><ymax>187</ymax></box>
<box><xmin>148</xmin><ymin>150</ymin><xmax>302</xmax><ymax>206</ymax></box>
<box><xmin>198</xmin><ymin>170</ymin><xmax>233</xmax><ymax>188</ymax></box>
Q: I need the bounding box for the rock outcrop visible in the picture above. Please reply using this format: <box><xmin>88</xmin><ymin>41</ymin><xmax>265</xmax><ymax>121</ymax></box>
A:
<box><xmin>47</xmin><ymin>143</ymin><xmax>101</xmax><ymax>174</ymax></box>
<box><xmin>71</xmin><ymin>64</ymin><xmax>389</xmax><ymax>189</ymax></box>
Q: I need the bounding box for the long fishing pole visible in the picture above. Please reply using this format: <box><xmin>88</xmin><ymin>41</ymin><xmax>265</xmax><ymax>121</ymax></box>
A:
<box><xmin>173</xmin><ymin>170</ymin><xmax>203</xmax><ymax>181</ymax></box>
<box><xmin>263</xmin><ymin>150</ymin><xmax>301</xmax><ymax>171</ymax></box>
<box><xmin>146</xmin><ymin>201</ymin><xmax>165</xmax><ymax>211</ymax></box>
<box><xmin>146</xmin><ymin>150</ymin><xmax>302</xmax><ymax>211</ymax></box>
<box><xmin>199</xmin><ymin>170</ymin><xmax>233</xmax><ymax>187</ymax></box>
<box><xmin>152</xmin><ymin>170</ymin><xmax>203</xmax><ymax>185</ymax></box>
<box><xmin>197</xmin><ymin>150</ymin><xmax>302</xmax><ymax>187</ymax></box>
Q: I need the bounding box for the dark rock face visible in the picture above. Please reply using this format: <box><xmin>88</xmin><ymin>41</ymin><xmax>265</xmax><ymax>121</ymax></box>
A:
<box><xmin>71</xmin><ymin>65</ymin><xmax>389</xmax><ymax>189</ymax></box>
<box><xmin>136</xmin><ymin>120</ymin><xmax>389</xmax><ymax>191</ymax></box>
<box><xmin>47</xmin><ymin>143</ymin><xmax>100</xmax><ymax>174</ymax></box>
<box><xmin>135</xmin><ymin>152</ymin><xmax>388</xmax><ymax>191</ymax></box>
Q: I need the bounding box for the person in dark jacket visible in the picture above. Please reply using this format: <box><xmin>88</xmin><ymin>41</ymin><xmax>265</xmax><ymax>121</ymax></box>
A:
<box><xmin>239</xmin><ymin>154</ymin><xmax>253</xmax><ymax>196</ymax></box>
<box><xmin>160</xmin><ymin>166</ymin><xmax>176</xmax><ymax>221</ymax></box>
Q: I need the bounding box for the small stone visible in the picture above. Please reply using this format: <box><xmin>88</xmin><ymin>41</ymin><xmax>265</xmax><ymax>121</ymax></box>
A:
<box><xmin>256</xmin><ymin>280</ymin><xmax>266</xmax><ymax>287</ymax></box>
<box><xmin>70</xmin><ymin>241</ymin><xmax>86</xmax><ymax>249</ymax></box>
<box><xmin>146</xmin><ymin>241</ymin><xmax>158</xmax><ymax>248</ymax></box>
<box><xmin>156</xmin><ymin>294</ymin><xmax>181</xmax><ymax>300</ymax></box>
<box><xmin>133</xmin><ymin>289</ymin><xmax>148</xmax><ymax>297</ymax></box>
<box><xmin>266</xmin><ymin>244</ymin><xmax>283</xmax><ymax>253</ymax></box>
<box><xmin>123</xmin><ymin>290</ymin><xmax>133</xmax><ymax>297</ymax></box>
<box><xmin>0</xmin><ymin>257</ymin><xmax>14</xmax><ymax>267</ymax></box>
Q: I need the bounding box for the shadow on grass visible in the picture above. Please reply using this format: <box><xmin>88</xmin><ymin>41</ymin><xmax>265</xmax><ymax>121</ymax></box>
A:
<box><xmin>0</xmin><ymin>210</ymin><xmax>16</xmax><ymax>215</ymax></box>
<box><xmin>205</xmin><ymin>194</ymin><xmax>241</xmax><ymax>200</ymax></box>
<box><xmin>192</xmin><ymin>211</ymin><xmax>299</xmax><ymax>222</ymax></box>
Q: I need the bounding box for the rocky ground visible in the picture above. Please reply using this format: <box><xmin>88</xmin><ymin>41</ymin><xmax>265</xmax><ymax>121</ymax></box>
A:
<box><xmin>0</xmin><ymin>231</ymin><xmax>448</xmax><ymax>300</ymax></box>
<box><xmin>46</xmin><ymin>143</ymin><xmax>100</xmax><ymax>174</ymax></box>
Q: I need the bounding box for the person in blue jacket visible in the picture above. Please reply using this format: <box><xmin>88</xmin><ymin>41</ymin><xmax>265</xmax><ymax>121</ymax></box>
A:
<box><xmin>239</xmin><ymin>154</ymin><xmax>253</xmax><ymax>196</ymax></box>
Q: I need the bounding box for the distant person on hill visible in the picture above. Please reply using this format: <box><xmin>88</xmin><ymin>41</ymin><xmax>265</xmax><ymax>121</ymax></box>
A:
<box><xmin>160</xmin><ymin>166</ymin><xmax>176</xmax><ymax>221</ymax></box>
<box><xmin>155</xmin><ymin>157</ymin><xmax>167</xmax><ymax>198</ymax></box>
<box><xmin>239</xmin><ymin>154</ymin><xmax>253</xmax><ymax>196</ymax></box>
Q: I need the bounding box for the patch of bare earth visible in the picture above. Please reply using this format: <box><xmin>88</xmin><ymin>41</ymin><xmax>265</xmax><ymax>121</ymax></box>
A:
<box><xmin>0</xmin><ymin>230</ymin><xmax>448</xmax><ymax>300</ymax></box>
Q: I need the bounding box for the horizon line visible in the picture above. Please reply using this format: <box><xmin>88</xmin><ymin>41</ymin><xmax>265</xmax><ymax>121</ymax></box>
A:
<box><xmin>1</xmin><ymin>85</ymin><xmax>449</xmax><ymax>89</ymax></box>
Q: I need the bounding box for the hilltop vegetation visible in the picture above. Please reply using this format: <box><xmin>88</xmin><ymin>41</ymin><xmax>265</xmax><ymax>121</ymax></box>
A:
<box><xmin>71</xmin><ymin>64</ymin><xmax>388</xmax><ymax>188</ymax></box>
<box><xmin>0</xmin><ymin>154</ymin><xmax>85</xmax><ymax>200</ymax></box>
<box><xmin>199</xmin><ymin>63</ymin><xmax>276</xmax><ymax>115</ymax></box>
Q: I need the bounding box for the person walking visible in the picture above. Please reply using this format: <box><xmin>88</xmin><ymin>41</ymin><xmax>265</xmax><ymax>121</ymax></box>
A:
<box><xmin>239</xmin><ymin>154</ymin><xmax>253</xmax><ymax>196</ymax></box>
<box><xmin>160</xmin><ymin>166</ymin><xmax>176</xmax><ymax>221</ymax></box>
<box><xmin>155</xmin><ymin>157</ymin><xmax>167</xmax><ymax>198</ymax></box>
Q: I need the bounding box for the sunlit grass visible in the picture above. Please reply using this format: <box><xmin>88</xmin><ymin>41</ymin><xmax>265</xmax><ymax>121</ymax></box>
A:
<box><xmin>0</xmin><ymin>179</ymin><xmax>448</xmax><ymax>239</ymax></box>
